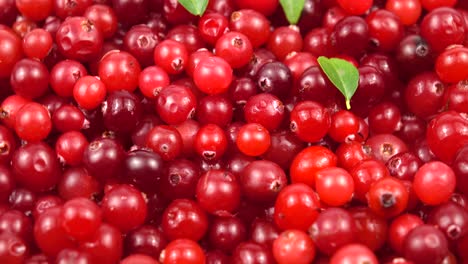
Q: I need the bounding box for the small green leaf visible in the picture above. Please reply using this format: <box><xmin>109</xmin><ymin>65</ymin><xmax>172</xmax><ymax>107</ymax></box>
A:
<box><xmin>279</xmin><ymin>0</ymin><xmax>305</xmax><ymax>25</ymax></box>
<box><xmin>317</xmin><ymin>56</ymin><xmax>359</xmax><ymax>110</ymax></box>
<box><xmin>177</xmin><ymin>0</ymin><xmax>208</xmax><ymax>16</ymax></box>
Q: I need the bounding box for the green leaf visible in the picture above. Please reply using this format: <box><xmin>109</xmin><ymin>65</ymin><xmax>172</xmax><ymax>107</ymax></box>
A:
<box><xmin>279</xmin><ymin>0</ymin><xmax>305</xmax><ymax>25</ymax></box>
<box><xmin>317</xmin><ymin>56</ymin><xmax>359</xmax><ymax>110</ymax></box>
<box><xmin>177</xmin><ymin>0</ymin><xmax>208</xmax><ymax>16</ymax></box>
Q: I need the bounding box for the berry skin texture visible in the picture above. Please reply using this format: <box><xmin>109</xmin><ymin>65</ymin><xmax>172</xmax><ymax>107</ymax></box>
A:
<box><xmin>274</xmin><ymin>183</ymin><xmax>320</xmax><ymax>231</ymax></box>
<box><xmin>14</xmin><ymin>102</ymin><xmax>52</xmax><ymax>142</ymax></box>
<box><xmin>0</xmin><ymin>29</ymin><xmax>23</xmax><ymax>78</ymax></box>
<box><xmin>60</xmin><ymin>197</ymin><xmax>102</xmax><ymax>242</ymax></box>
<box><xmin>160</xmin><ymin>239</ymin><xmax>205</xmax><ymax>264</ymax></box>
<box><xmin>272</xmin><ymin>229</ymin><xmax>316</xmax><ymax>264</ymax></box>
<box><xmin>366</xmin><ymin>177</ymin><xmax>409</xmax><ymax>218</ymax></box>
<box><xmin>101</xmin><ymin>184</ymin><xmax>148</xmax><ymax>233</ymax></box>
<box><xmin>12</xmin><ymin>142</ymin><xmax>60</xmax><ymax>193</ymax></box>
<box><xmin>236</xmin><ymin>123</ymin><xmax>271</xmax><ymax>157</ymax></box>
<box><xmin>196</xmin><ymin>169</ymin><xmax>241</xmax><ymax>215</ymax></box>
<box><xmin>426</xmin><ymin>111</ymin><xmax>468</xmax><ymax>163</ymax></box>
<box><xmin>290</xmin><ymin>101</ymin><xmax>331</xmax><ymax>143</ymax></box>
<box><xmin>98</xmin><ymin>50</ymin><xmax>141</xmax><ymax>92</ymax></box>
<box><xmin>315</xmin><ymin>167</ymin><xmax>354</xmax><ymax>206</ymax></box>
<box><xmin>330</xmin><ymin>244</ymin><xmax>378</xmax><ymax>264</ymax></box>
<box><xmin>413</xmin><ymin>161</ymin><xmax>456</xmax><ymax>205</ymax></box>
<box><xmin>402</xmin><ymin>224</ymin><xmax>449</xmax><ymax>264</ymax></box>
<box><xmin>436</xmin><ymin>46</ymin><xmax>468</xmax><ymax>83</ymax></box>
<box><xmin>193</xmin><ymin>56</ymin><xmax>233</xmax><ymax>95</ymax></box>
<box><xmin>290</xmin><ymin>146</ymin><xmax>337</xmax><ymax>188</ymax></box>
<box><xmin>337</xmin><ymin>0</ymin><xmax>373</xmax><ymax>15</ymax></box>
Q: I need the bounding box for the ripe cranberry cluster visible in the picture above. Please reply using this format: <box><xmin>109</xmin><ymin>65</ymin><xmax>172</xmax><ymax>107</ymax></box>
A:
<box><xmin>0</xmin><ymin>0</ymin><xmax>468</xmax><ymax>263</ymax></box>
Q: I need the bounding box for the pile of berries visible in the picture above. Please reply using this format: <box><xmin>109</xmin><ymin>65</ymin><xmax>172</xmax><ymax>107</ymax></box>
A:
<box><xmin>0</xmin><ymin>0</ymin><xmax>467</xmax><ymax>263</ymax></box>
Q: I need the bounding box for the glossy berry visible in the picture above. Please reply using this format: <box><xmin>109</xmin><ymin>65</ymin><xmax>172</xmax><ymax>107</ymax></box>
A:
<box><xmin>350</xmin><ymin>206</ymin><xmax>388</xmax><ymax>251</ymax></box>
<box><xmin>22</xmin><ymin>28</ymin><xmax>53</xmax><ymax>59</ymax></box>
<box><xmin>330</xmin><ymin>16</ymin><xmax>369</xmax><ymax>58</ymax></box>
<box><xmin>436</xmin><ymin>46</ymin><xmax>468</xmax><ymax>83</ymax></box>
<box><xmin>272</xmin><ymin>229</ymin><xmax>315</xmax><ymax>264</ymax></box>
<box><xmin>198</xmin><ymin>12</ymin><xmax>229</xmax><ymax>45</ymax></box>
<box><xmin>51</xmin><ymin>59</ymin><xmax>88</xmax><ymax>98</ymax></box>
<box><xmin>413</xmin><ymin>161</ymin><xmax>456</xmax><ymax>205</ymax></box>
<box><xmin>58</xmin><ymin>167</ymin><xmax>100</xmax><ymax>200</ymax></box>
<box><xmin>403</xmin><ymin>224</ymin><xmax>449</xmax><ymax>264</ymax></box>
<box><xmin>101</xmin><ymin>184</ymin><xmax>147</xmax><ymax>233</ymax></box>
<box><xmin>240</xmin><ymin>160</ymin><xmax>287</xmax><ymax>204</ymax></box>
<box><xmin>229</xmin><ymin>9</ymin><xmax>271</xmax><ymax>48</ymax></box>
<box><xmin>315</xmin><ymin>167</ymin><xmax>354</xmax><ymax>206</ymax></box>
<box><xmin>236</xmin><ymin>123</ymin><xmax>271</xmax><ymax>157</ymax></box>
<box><xmin>160</xmin><ymin>239</ymin><xmax>205</xmax><ymax>264</ymax></box>
<box><xmin>80</xmin><ymin>223</ymin><xmax>123</xmax><ymax>264</ymax></box>
<box><xmin>337</xmin><ymin>0</ymin><xmax>373</xmax><ymax>15</ymax></box>
<box><xmin>60</xmin><ymin>197</ymin><xmax>101</xmax><ymax>241</ymax></box>
<box><xmin>138</xmin><ymin>66</ymin><xmax>170</xmax><ymax>99</ymax></box>
<box><xmin>330</xmin><ymin>244</ymin><xmax>378</xmax><ymax>264</ymax></box>
<box><xmin>426</xmin><ymin>111</ymin><xmax>468</xmax><ymax>163</ymax></box>
<box><xmin>83</xmin><ymin>4</ymin><xmax>118</xmax><ymax>38</ymax></box>
<box><xmin>366</xmin><ymin>9</ymin><xmax>405</xmax><ymax>52</ymax></box>
<box><xmin>124</xmin><ymin>225</ymin><xmax>167</xmax><ymax>259</ymax></box>
<box><xmin>55</xmin><ymin>16</ymin><xmax>103</xmax><ymax>62</ymax></box>
<box><xmin>0</xmin><ymin>29</ymin><xmax>23</xmax><ymax>78</ymax></box>
<box><xmin>290</xmin><ymin>146</ymin><xmax>337</xmax><ymax>188</ymax></box>
<box><xmin>267</xmin><ymin>26</ymin><xmax>303</xmax><ymax>61</ymax></box>
<box><xmin>328</xmin><ymin>110</ymin><xmax>360</xmax><ymax>143</ymax></box>
<box><xmin>12</xmin><ymin>142</ymin><xmax>60</xmax><ymax>193</ymax></box>
<box><xmin>15</xmin><ymin>0</ymin><xmax>53</xmax><ymax>21</ymax></box>
<box><xmin>196</xmin><ymin>169</ymin><xmax>241</xmax><ymax>215</ymax></box>
<box><xmin>161</xmin><ymin>199</ymin><xmax>208</xmax><ymax>241</ymax></box>
<box><xmin>231</xmin><ymin>241</ymin><xmax>275</xmax><ymax>264</ymax></box>
<box><xmin>55</xmin><ymin>131</ymin><xmax>89</xmax><ymax>166</ymax></box>
<box><xmin>82</xmin><ymin>137</ymin><xmax>126</xmax><ymax>182</ymax></box>
<box><xmin>146</xmin><ymin>125</ymin><xmax>183</xmax><ymax>161</ymax></box>
<box><xmin>310</xmin><ymin>207</ymin><xmax>357</xmax><ymax>255</ymax></box>
<box><xmin>405</xmin><ymin>72</ymin><xmax>445</xmax><ymax>119</ymax></box>
<box><xmin>256</xmin><ymin>61</ymin><xmax>292</xmax><ymax>98</ymax></box>
<box><xmin>244</xmin><ymin>93</ymin><xmax>284</xmax><ymax>132</ymax></box>
<box><xmin>14</xmin><ymin>102</ymin><xmax>52</xmax><ymax>142</ymax></box>
<box><xmin>73</xmin><ymin>75</ymin><xmax>107</xmax><ymax>110</ymax></box>
<box><xmin>34</xmin><ymin>207</ymin><xmax>75</xmax><ymax>257</ymax></box>
<box><xmin>290</xmin><ymin>101</ymin><xmax>331</xmax><ymax>143</ymax></box>
<box><xmin>153</xmin><ymin>39</ymin><xmax>188</xmax><ymax>75</ymax></box>
<box><xmin>215</xmin><ymin>31</ymin><xmax>253</xmax><ymax>68</ymax></box>
<box><xmin>385</xmin><ymin>0</ymin><xmax>422</xmax><ymax>25</ymax></box>
<box><xmin>10</xmin><ymin>58</ymin><xmax>49</xmax><ymax>99</ymax></box>
<box><xmin>274</xmin><ymin>183</ymin><xmax>320</xmax><ymax>231</ymax></box>
<box><xmin>193</xmin><ymin>56</ymin><xmax>233</xmax><ymax>95</ymax></box>
<box><xmin>427</xmin><ymin>202</ymin><xmax>468</xmax><ymax>241</ymax></box>
<box><xmin>420</xmin><ymin>7</ymin><xmax>466</xmax><ymax>53</ymax></box>
<box><xmin>208</xmin><ymin>216</ymin><xmax>247</xmax><ymax>253</ymax></box>
<box><xmin>98</xmin><ymin>50</ymin><xmax>141</xmax><ymax>92</ymax></box>
<box><xmin>367</xmin><ymin>177</ymin><xmax>409</xmax><ymax>218</ymax></box>
<box><xmin>155</xmin><ymin>84</ymin><xmax>197</xmax><ymax>125</ymax></box>
<box><xmin>194</xmin><ymin>124</ymin><xmax>228</xmax><ymax>161</ymax></box>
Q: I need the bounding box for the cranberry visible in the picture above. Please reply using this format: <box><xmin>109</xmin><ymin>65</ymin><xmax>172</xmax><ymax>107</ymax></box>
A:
<box><xmin>12</xmin><ymin>142</ymin><xmax>61</xmax><ymax>193</ymax></box>
<box><xmin>161</xmin><ymin>198</ymin><xmax>208</xmax><ymax>241</ymax></box>
<box><xmin>101</xmin><ymin>184</ymin><xmax>147</xmax><ymax>233</ymax></box>
<box><xmin>403</xmin><ymin>224</ymin><xmax>449</xmax><ymax>264</ymax></box>
<box><xmin>98</xmin><ymin>50</ymin><xmax>141</xmax><ymax>92</ymax></box>
<box><xmin>273</xmin><ymin>229</ymin><xmax>315</xmax><ymax>264</ymax></box>
<box><xmin>413</xmin><ymin>161</ymin><xmax>456</xmax><ymax>205</ymax></box>
<box><xmin>426</xmin><ymin>111</ymin><xmax>468</xmax><ymax>163</ymax></box>
<box><xmin>330</xmin><ymin>244</ymin><xmax>378</xmax><ymax>264</ymax></box>
<box><xmin>274</xmin><ymin>183</ymin><xmax>320</xmax><ymax>231</ymax></box>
